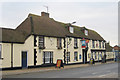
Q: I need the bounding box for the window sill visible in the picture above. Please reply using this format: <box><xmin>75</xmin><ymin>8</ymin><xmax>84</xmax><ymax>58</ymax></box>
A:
<box><xmin>39</xmin><ymin>47</ymin><xmax>45</xmax><ymax>49</ymax></box>
<box><xmin>57</xmin><ymin>47</ymin><xmax>62</xmax><ymax>49</ymax></box>
<box><xmin>0</xmin><ymin>58</ymin><xmax>3</xmax><ymax>60</ymax></box>
<box><xmin>74</xmin><ymin>47</ymin><xmax>78</xmax><ymax>49</ymax></box>
<box><xmin>74</xmin><ymin>60</ymin><xmax>78</xmax><ymax>62</ymax></box>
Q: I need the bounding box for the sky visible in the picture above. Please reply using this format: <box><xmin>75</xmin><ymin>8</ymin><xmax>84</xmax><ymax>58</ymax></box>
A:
<box><xmin>0</xmin><ymin>0</ymin><xmax>119</xmax><ymax>47</ymax></box>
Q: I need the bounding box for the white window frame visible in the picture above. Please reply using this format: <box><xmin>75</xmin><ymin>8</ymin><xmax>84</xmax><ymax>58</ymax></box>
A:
<box><xmin>74</xmin><ymin>38</ymin><xmax>78</xmax><ymax>48</ymax></box>
<box><xmin>57</xmin><ymin>38</ymin><xmax>62</xmax><ymax>49</ymax></box>
<box><xmin>102</xmin><ymin>42</ymin><xmax>105</xmax><ymax>48</ymax></box>
<box><xmin>39</xmin><ymin>36</ymin><xmax>44</xmax><ymax>49</ymax></box>
<box><xmin>99</xmin><ymin>41</ymin><xmax>101</xmax><ymax>48</ymax></box>
<box><xmin>43</xmin><ymin>51</ymin><xmax>53</xmax><ymax>64</ymax></box>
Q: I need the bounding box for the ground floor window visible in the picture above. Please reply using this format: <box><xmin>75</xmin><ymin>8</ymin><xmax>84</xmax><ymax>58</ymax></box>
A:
<box><xmin>100</xmin><ymin>52</ymin><xmax>103</xmax><ymax>58</ymax></box>
<box><xmin>95</xmin><ymin>52</ymin><xmax>97</xmax><ymax>59</ymax></box>
<box><xmin>74</xmin><ymin>52</ymin><xmax>78</xmax><ymax>61</ymax></box>
<box><xmin>98</xmin><ymin>52</ymin><xmax>99</xmax><ymax>60</ymax></box>
<box><xmin>43</xmin><ymin>51</ymin><xmax>53</xmax><ymax>64</ymax></box>
<box><xmin>91</xmin><ymin>51</ymin><xmax>105</xmax><ymax>60</ymax></box>
<box><xmin>67</xmin><ymin>52</ymin><xmax>70</xmax><ymax>62</ymax></box>
<box><xmin>91</xmin><ymin>52</ymin><xmax>93</xmax><ymax>58</ymax></box>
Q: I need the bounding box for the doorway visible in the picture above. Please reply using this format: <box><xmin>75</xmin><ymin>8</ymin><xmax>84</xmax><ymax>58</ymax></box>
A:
<box><xmin>22</xmin><ymin>51</ymin><xmax>27</xmax><ymax>68</ymax></box>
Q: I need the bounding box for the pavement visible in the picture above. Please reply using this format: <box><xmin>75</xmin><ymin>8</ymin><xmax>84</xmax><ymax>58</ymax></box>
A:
<box><xmin>2</xmin><ymin>61</ymin><xmax>116</xmax><ymax>76</ymax></box>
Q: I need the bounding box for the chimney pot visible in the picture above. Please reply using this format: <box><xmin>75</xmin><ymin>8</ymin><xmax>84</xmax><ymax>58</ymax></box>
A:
<box><xmin>41</xmin><ymin>12</ymin><xmax>49</xmax><ymax>18</ymax></box>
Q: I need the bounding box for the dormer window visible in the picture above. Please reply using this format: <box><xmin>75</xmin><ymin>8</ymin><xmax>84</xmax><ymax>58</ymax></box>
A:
<box><xmin>69</xmin><ymin>26</ymin><xmax>74</xmax><ymax>33</ymax></box>
<box><xmin>84</xmin><ymin>30</ymin><xmax>88</xmax><ymax>36</ymax></box>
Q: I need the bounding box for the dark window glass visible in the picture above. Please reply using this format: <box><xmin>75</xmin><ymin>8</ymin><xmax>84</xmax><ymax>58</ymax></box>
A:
<box><xmin>74</xmin><ymin>52</ymin><xmax>78</xmax><ymax>61</ymax></box>
<box><xmin>92</xmin><ymin>41</ymin><xmax>95</xmax><ymax>48</ymax></box>
<box><xmin>57</xmin><ymin>38</ymin><xmax>62</xmax><ymax>49</ymax></box>
<box><xmin>74</xmin><ymin>38</ymin><xmax>78</xmax><ymax>48</ymax></box>
<box><xmin>99</xmin><ymin>41</ymin><xmax>101</xmax><ymax>48</ymax></box>
<box><xmin>43</xmin><ymin>52</ymin><xmax>53</xmax><ymax>64</ymax></box>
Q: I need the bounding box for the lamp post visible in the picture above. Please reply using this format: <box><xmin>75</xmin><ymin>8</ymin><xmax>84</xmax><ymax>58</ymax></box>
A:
<box><xmin>66</xmin><ymin>21</ymin><xmax>76</xmax><ymax>64</ymax></box>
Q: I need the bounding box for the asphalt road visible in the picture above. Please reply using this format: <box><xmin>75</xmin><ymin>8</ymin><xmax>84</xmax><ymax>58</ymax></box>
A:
<box><xmin>3</xmin><ymin>62</ymin><xmax>118</xmax><ymax>78</ymax></box>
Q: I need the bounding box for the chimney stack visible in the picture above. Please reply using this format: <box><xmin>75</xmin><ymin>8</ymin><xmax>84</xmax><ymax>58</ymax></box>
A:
<box><xmin>41</xmin><ymin>12</ymin><xmax>49</xmax><ymax>18</ymax></box>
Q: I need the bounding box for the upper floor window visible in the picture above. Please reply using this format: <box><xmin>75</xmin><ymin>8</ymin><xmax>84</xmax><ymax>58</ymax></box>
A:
<box><xmin>57</xmin><ymin>38</ymin><xmax>62</xmax><ymax>49</ymax></box>
<box><xmin>95</xmin><ymin>52</ymin><xmax>97</xmax><ymax>59</ymax></box>
<box><xmin>74</xmin><ymin>38</ymin><xmax>78</xmax><ymax>49</ymax></box>
<box><xmin>39</xmin><ymin>36</ymin><xmax>45</xmax><ymax>49</ymax></box>
<box><xmin>74</xmin><ymin>52</ymin><xmax>78</xmax><ymax>61</ymax></box>
<box><xmin>92</xmin><ymin>40</ymin><xmax>95</xmax><ymax>48</ymax></box>
<box><xmin>67</xmin><ymin>52</ymin><xmax>70</xmax><ymax>62</ymax></box>
<box><xmin>96</xmin><ymin>41</ymin><xmax>98</xmax><ymax>48</ymax></box>
<box><xmin>99</xmin><ymin>41</ymin><xmax>101</xmax><ymax>48</ymax></box>
<box><xmin>69</xmin><ymin>26</ymin><xmax>74</xmax><ymax>33</ymax></box>
<box><xmin>102</xmin><ymin>42</ymin><xmax>105</xmax><ymax>48</ymax></box>
<box><xmin>84</xmin><ymin>30</ymin><xmax>88</xmax><ymax>36</ymax></box>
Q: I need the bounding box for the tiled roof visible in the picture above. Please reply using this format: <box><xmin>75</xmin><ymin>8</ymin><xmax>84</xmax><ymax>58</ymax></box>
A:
<box><xmin>0</xmin><ymin>28</ymin><xmax>25</xmax><ymax>43</ymax></box>
<box><xmin>106</xmin><ymin>43</ymin><xmax>113</xmax><ymax>52</ymax></box>
<box><xmin>0</xmin><ymin>13</ymin><xmax>105</xmax><ymax>43</ymax></box>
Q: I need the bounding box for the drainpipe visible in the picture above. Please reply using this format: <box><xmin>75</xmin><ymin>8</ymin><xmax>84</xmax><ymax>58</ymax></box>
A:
<box><xmin>30</xmin><ymin>16</ymin><xmax>34</xmax><ymax>34</ymax></box>
<box><xmin>11</xmin><ymin>43</ymin><xmax>13</xmax><ymax>68</ymax></box>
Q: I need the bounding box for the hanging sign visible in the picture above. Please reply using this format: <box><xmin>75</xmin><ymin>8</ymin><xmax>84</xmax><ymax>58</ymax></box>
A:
<box><xmin>86</xmin><ymin>40</ymin><xmax>89</xmax><ymax>43</ymax></box>
<box><xmin>82</xmin><ymin>40</ymin><xmax>86</xmax><ymax>48</ymax></box>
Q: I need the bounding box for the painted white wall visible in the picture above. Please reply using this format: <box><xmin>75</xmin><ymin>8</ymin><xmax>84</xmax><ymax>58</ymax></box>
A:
<box><xmin>0</xmin><ymin>35</ymin><xmax>113</xmax><ymax>68</ymax></box>
<box><xmin>13</xmin><ymin>35</ymin><xmax>34</xmax><ymax>67</ymax></box>
<box><xmin>0</xmin><ymin>43</ymin><xmax>11</xmax><ymax>68</ymax></box>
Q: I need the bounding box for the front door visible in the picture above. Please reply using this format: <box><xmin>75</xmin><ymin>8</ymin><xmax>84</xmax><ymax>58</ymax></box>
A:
<box><xmin>22</xmin><ymin>51</ymin><xmax>27</xmax><ymax>68</ymax></box>
<box><xmin>82</xmin><ymin>49</ymin><xmax>87</xmax><ymax>64</ymax></box>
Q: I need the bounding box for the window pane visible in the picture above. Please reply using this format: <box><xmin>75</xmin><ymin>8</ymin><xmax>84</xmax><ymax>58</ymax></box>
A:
<box><xmin>43</xmin><ymin>52</ymin><xmax>53</xmax><ymax>64</ymax></box>
<box><xmin>74</xmin><ymin>52</ymin><xmax>78</xmax><ymax>61</ymax></box>
<box><xmin>39</xmin><ymin>36</ymin><xmax>44</xmax><ymax>48</ymax></box>
<box><xmin>57</xmin><ymin>38</ymin><xmax>62</xmax><ymax>48</ymax></box>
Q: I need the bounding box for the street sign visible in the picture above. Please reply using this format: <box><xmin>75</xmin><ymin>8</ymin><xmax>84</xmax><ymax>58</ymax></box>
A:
<box><xmin>56</xmin><ymin>59</ymin><xmax>64</xmax><ymax>68</ymax></box>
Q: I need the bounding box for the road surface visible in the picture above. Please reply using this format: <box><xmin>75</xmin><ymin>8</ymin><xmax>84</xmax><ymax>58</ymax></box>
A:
<box><xmin>3</xmin><ymin>62</ymin><xmax>118</xmax><ymax>78</ymax></box>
